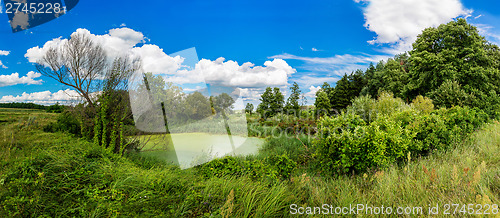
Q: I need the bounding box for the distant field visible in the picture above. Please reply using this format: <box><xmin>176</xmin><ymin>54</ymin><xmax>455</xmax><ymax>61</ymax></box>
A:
<box><xmin>0</xmin><ymin>108</ymin><xmax>56</xmax><ymax>127</ymax></box>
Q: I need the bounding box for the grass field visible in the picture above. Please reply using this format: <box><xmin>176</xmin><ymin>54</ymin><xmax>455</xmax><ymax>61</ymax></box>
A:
<box><xmin>0</xmin><ymin>109</ymin><xmax>498</xmax><ymax>217</ymax></box>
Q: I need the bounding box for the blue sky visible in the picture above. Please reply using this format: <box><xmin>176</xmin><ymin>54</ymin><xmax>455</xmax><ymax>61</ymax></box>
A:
<box><xmin>1</xmin><ymin>0</ymin><xmax>500</xmax><ymax>105</ymax></box>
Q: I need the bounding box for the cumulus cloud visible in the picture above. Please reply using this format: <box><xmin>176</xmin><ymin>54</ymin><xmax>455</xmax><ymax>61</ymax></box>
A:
<box><xmin>25</xmin><ymin>27</ymin><xmax>296</xmax><ymax>90</ymax></box>
<box><xmin>25</xmin><ymin>27</ymin><xmax>184</xmax><ymax>74</ymax></box>
<box><xmin>165</xmin><ymin>58</ymin><xmax>296</xmax><ymax>88</ymax></box>
<box><xmin>0</xmin><ymin>71</ymin><xmax>43</xmax><ymax>87</ymax></box>
<box><xmin>0</xmin><ymin>89</ymin><xmax>81</xmax><ymax>105</ymax></box>
<box><xmin>355</xmin><ymin>0</ymin><xmax>472</xmax><ymax>54</ymax></box>
<box><xmin>131</xmin><ymin>44</ymin><xmax>184</xmax><ymax>74</ymax></box>
<box><xmin>304</xmin><ymin>86</ymin><xmax>321</xmax><ymax>98</ymax></box>
<box><xmin>0</xmin><ymin>50</ymin><xmax>10</xmax><ymax>69</ymax></box>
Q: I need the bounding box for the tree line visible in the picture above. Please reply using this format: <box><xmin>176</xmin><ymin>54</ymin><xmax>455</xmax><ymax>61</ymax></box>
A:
<box><xmin>252</xmin><ymin>19</ymin><xmax>500</xmax><ymax>120</ymax></box>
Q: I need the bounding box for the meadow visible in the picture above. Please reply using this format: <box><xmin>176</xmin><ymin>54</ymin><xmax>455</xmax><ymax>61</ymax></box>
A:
<box><xmin>1</xmin><ymin>19</ymin><xmax>500</xmax><ymax>217</ymax></box>
<box><xmin>0</xmin><ymin>108</ymin><xmax>498</xmax><ymax>217</ymax></box>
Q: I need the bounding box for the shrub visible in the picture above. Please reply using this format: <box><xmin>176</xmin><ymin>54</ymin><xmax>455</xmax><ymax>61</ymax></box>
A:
<box><xmin>43</xmin><ymin>110</ymin><xmax>81</xmax><ymax>136</ymax></box>
<box><xmin>404</xmin><ymin>113</ymin><xmax>450</xmax><ymax>153</ymax></box>
<box><xmin>411</xmin><ymin>95</ymin><xmax>434</xmax><ymax>113</ymax></box>
<box><xmin>346</xmin><ymin>95</ymin><xmax>376</xmax><ymax>123</ymax></box>
<box><xmin>266</xmin><ymin>154</ymin><xmax>297</xmax><ymax>180</ymax></box>
<box><xmin>434</xmin><ymin>106</ymin><xmax>488</xmax><ymax>136</ymax></box>
<box><xmin>374</xmin><ymin>91</ymin><xmax>409</xmax><ymax>116</ymax></box>
<box><xmin>313</xmin><ymin>112</ymin><xmax>414</xmax><ymax>174</ymax></box>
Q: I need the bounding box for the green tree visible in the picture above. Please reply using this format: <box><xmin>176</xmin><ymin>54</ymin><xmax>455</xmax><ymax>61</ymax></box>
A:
<box><xmin>285</xmin><ymin>82</ymin><xmax>301</xmax><ymax>115</ymax></box>
<box><xmin>184</xmin><ymin>92</ymin><xmax>212</xmax><ymax>120</ymax></box>
<box><xmin>257</xmin><ymin>87</ymin><xmax>273</xmax><ymax>118</ymax></box>
<box><xmin>331</xmin><ymin>74</ymin><xmax>351</xmax><ymax>110</ymax></box>
<box><xmin>314</xmin><ymin>89</ymin><xmax>331</xmax><ymax>117</ymax></box>
<box><xmin>271</xmin><ymin>87</ymin><xmax>285</xmax><ymax>116</ymax></box>
<box><xmin>403</xmin><ymin>18</ymin><xmax>500</xmax><ymax>112</ymax></box>
<box><xmin>213</xmin><ymin>93</ymin><xmax>236</xmax><ymax>114</ymax></box>
<box><xmin>245</xmin><ymin>103</ymin><xmax>254</xmax><ymax>114</ymax></box>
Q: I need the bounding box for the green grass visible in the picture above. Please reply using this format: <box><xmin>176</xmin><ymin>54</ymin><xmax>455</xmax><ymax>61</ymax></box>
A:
<box><xmin>0</xmin><ymin>109</ymin><xmax>498</xmax><ymax>217</ymax></box>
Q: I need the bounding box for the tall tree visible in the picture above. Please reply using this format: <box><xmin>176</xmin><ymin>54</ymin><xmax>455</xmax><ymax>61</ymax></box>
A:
<box><xmin>271</xmin><ymin>87</ymin><xmax>285</xmax><ymax>115</ymax></box>
<box><xmin>403</xmin><ymin>18</ymin><xmax>500</xmax><ymax>111</ymax></box>
<box><xmin>285</xmin><ymin>82</ymin><xmax>301</xmax><ymax>115</ymax></box>
<box><xmin>257</xmin><ymin>87</ymin><xmax>273</xmax><ymax>118</ymax></box>
<box><xmin>331</xmin><ymin>74</ymin><xmax>351</xmax><ymax>110</ymax></box>
<box><xmin>36</xmin><ymin>32</ymin><xmax>108</xmax><ymax>108</ymax></box>
<box><xmin>245</xmin><ymin>103</ymin><xmax>254</xmax><ymax>114</ymax></box>
<box><xmin>314</xmin><ymin>89</ymin><xmax>331</xmax><ymax>117</ymax></box>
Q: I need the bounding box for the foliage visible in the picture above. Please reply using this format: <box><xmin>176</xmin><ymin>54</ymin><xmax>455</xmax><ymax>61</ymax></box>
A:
<box><xmin>266</xmin><ymin>154</ymin><xmax>297</xmax><ymax>180</ymax></box>
<box><xmin>245</xmin><ymin>103</ymin><xmax>254</xmax><ymax>115</ymax></box>
<box><xmin>285</xmin><ymin>82</ymin><xmax>301</xmax><ymax>114</ymax></box>
<box><xmin>43</xmin><ymin>110</ymin><xmax>81</xmax><ymax>136</ymax></box>
<box><xmin>410</xmin><ymin>95</ymin><xmax>434</xmax><ymax>113</ymax></box>
<box><xmin>257</xmin><ymin>87</ymin><xmax>284</xmax><ymax>118</ymax></box>
<box><xmin>404</xmin><ymin>19</ymin><xmax>500</xmax><ymax>114</ymax></box>
<box><xmin>316</xmin><ymin>92</ymin><xmax>492</xmax><ymax>174</ymax></box>
<box><xmin>346</xmin><ymin>95</ymin><xmax>376</xmax><ymax>123</ymax></box>
<box><xmin>1</xmin><ymin>105</ymin><xmax>500</xmax><ymax>217</ymax></box>
<box><xmin>45</xmin><ymin>103</ymin><xmax>65</xmax><ymax>113</ymax></box>
<box><xmin>427</xmin><ymin>80</ymin><xmax>473</xmax><ymax>108</ymax></box>
<box><xmin>314</xmin><ymin>113</ymin><xmax>414</xmax><ymax>174</ymax></box>
<box><xmin>0</xmin><ymin>102</ymin><xmax>47</xmax><ymax>110</ymax></box>
<box><xmin>314</xmin><ymin>89</ymin><xmax>331</xmax><ymax>117</ymax></box>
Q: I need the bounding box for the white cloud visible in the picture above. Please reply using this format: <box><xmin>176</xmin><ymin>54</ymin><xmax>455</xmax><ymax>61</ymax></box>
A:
<box><xmin>131</xmin><ymin>44</ymin><xmax>184</xmax><ymax>74</ymax></box>
<box><xmin>355</xmin><ymin>0</ymin><xmax>472</xmax><ymax>54</ymax></box>
<box><xmin>0</xmin><ymin>89</ymin><xmax>81</xmax><ymax>105</ymax></box>
<box><xmin>237</xmin><ymin>88</ymin><xmax>265</xmax><ymax>101</ymax></box>
<box><xmin>312</xmin><ymin>48</ymin><xmax>319</xmax><ymax>52</ymax></box>
<box><xmin>0</xmin><ymin>50</ymin><xmax>10</xmax><ymax>68</ymax></box>
<box><xmin>25</xmin><ymin>27</ymin><xmax>296</xmax><ymax>90</ymax></box>
<box><xmin>25</xmin><ymin>27</ymin><xmax>184</xmax><ymax>75</ymax></box>
<box><xmin>304</xmin><ymin>86</ymin><xmax>321</xmax><ymax>98</ymax></box>
<box><xmin>476</xmin><ymin>23</ymin><xmax>500</xmax><ymax>45</ymax></box>
<box><xmin>0</xmin><ymin>71</ymin><xmax>43</xmax><ymax>87</ymax></box>
<box><xmin>165</xmin><ymin>58</ymin><xmax>296</xmax><ymax>88</ymax></box>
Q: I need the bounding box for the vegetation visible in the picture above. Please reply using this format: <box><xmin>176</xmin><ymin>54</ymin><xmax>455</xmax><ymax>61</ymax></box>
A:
<box><xmin>1</xmin><ymin>19</ymin><xmax>499</xmax><ymax>216</ymax></box>
<box><xmin>0</xmin><ymin>109</ymin><xmax>498</xmax><ymax>216</ymax></box>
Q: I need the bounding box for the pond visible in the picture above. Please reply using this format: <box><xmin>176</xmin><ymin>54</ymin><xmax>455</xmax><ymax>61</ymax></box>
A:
<box><xmin>137</xmin><ymin>133</ymin><xmax>266</xmax><ymax>169</ymax></box>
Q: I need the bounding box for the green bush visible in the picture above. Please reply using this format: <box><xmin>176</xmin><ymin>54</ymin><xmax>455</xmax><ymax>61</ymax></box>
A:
<box><xmin>404</xmin><ymin>113</ymin><xmax>450</xmax><ymax>153</ymax></box>
<box><xmin>374</xmin><ymin>92</ymin><xmax>408</xmax><ymax>117</ymax></box>
<box><xmin>313</xmin><ymin>112</ymin><xmax>414</xmax><ymax>174</ymax></box>
<box><xmin>434</xmin><ymin>106</ymin><xmax>488</xmax><ymax>136</ymax></box>
<box><xmin>266</xmin><ymin>154</ymin><xmax>297</xmax><ymax>180</ymax></box>
<box><xmin>410</xmin><ymin>95</ymin><xmax>434</xmax><ymax>113</ymax></box>
<box><xmin>346</xmin><ymin>95</ymin><xmax>376</xmax><ymax>123</ymax></box>
<box><xmin>43</xmin><ymin>110</ymin><xmax>81</xmax><ymax>136</ymax></box>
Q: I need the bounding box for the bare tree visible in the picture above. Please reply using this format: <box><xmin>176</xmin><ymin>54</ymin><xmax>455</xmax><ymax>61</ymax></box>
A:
<box><xmin>35</xmin><ymin>32</ymin><xmax>107</xmax><ymax>108</ymax></box>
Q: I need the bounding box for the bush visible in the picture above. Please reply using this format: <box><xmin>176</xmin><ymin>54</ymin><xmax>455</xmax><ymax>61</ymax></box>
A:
<box><xmin>433</xmin><ymin>106</ymin><xmax>488</xmax><ymax>136</ymax></box>
<box><xmin>374</xmin><ymin>92</ymin><xmax>409</xmax><ymax>116</ymax></box>
<box><xmin>346</xmin><ymin>95</ymin><xmax>376</xmax><ymax>123</ymax></box>
<box><xmin>266</xmin><ymin>154</ymin><xmax>297</xmax><ymax>180</ymax></box>
<box><xmin>313</xmin><ymin>112</ymin><xmax>414</xmax><ymax>174</ymax></box>
<box><xmin>46</xmin><ymin>103</ymin><xmax>65</xmax><ymax>113</ymax></box>
<box><xmin>43</xmin><ymin>110</ymin><xmax>81</xmax><ymax>136</ymax></box>
<box><xmin>411</xmin><ymin>95</ymin><xmax>434</xmax><ymax>113</ymax></box>
<box><xmin>404</xmin><ymin>113</ymin><xmax>450</xmax><ymax>153</ymax></box>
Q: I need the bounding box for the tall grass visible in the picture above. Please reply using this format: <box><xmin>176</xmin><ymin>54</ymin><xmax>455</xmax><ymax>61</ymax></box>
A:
<box><xmin>0</xmin><ymin>110</ymin><xmax>498</xmax><ymax>217</ymax></box>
